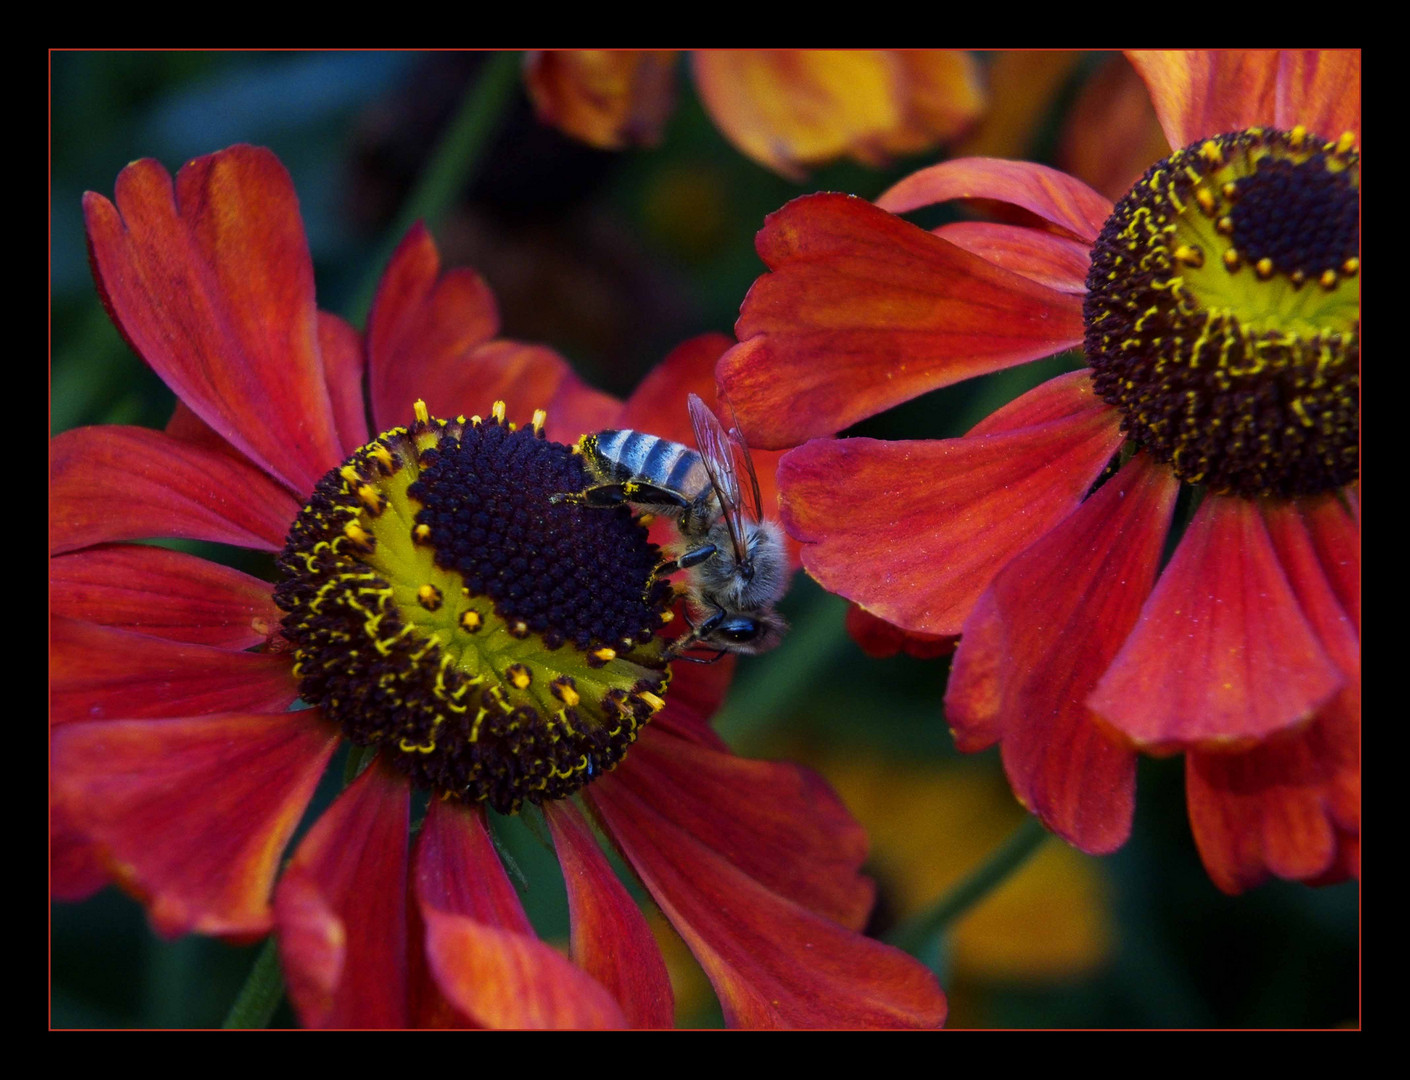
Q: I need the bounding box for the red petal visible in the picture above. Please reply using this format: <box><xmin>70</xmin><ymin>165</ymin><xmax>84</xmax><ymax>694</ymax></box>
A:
<box><xmin>1304</xmin><ymin>491</ymin><xmax>1361</xmax><ymax>632</ymax></box>
<box><xmin>50</xmin><ymin>616</ymin><xmax>298</xmax><ymax>725</ymax></box>
<box><xmin>1276</xmin><ymin>51</ymin><xmax>1361</xmax><ymax>146</ymax></box>
<box><xmin>723</xmin><ymin>193</ymin><xmax>1086</xmax><ymax>448</ymax></box>
<box><xmin>83</xmin><ymin>147</ymin><xmax>342</xmax><ymax>495</ymax></box>
<box><xmin>876</xmin><ymin>157</ymin><xmax>1113</xmax><ymax>244</ymax></box>
<box><xmin>50</xmin><ymin>425</ymin><xmax>302</xmax><ymax>556</ymax></box>
<box><xmin>440</xmin><ymin>341</ymin><xmax>575</xmax><ymax>429</ymax></box>
<box><xmin>1184</xmin><ymin>495</ymin><xmax>1360</xmax><ymax>892</ymax></box>
<box><xmin>945</xmin><ymin>453</ymin><xmax>1179</xmax><ymax>853</ymax></box>
<box><xmin>318</xmin><ymin>311</ymin><xmax>370</xmax><ymax>455</ymax></box>
<box><xmin>51</xmin><ymin>710</ymin><xmax>338</xmax><ymax>936</ymax></box>
<box><xmin>1187</xmin><ymin>697</ymin><xmax>1359</xmax><ymax>894</ymax></box>
<box><xmin>50</xmin><ymin>544</ymin><xmax>281</xmax><ymax>649</ymax></box>
<box><xmin>845</xmin><ymin>603</ymin><xmax>956</xmax><ymax>659</ymax></box>
<box><xmin>779</xmin><ymin>372</ymin><xmax>1123</xmax><ymax>636</ymax></box>
<box><xmin>544</xmin><ymin>373</ymin><xmax>623</xmax><ymax>445</ymax></box>
<box><xmin>276</xmin><ymin>756</ymin><xmax>410</xmax><ymax>1028</ymax></box>
<box><xmin>647</xmin><ymin>646</ymin><xmax>735</xmax><ymax>750</ymax></box>
<box><xmin>933</xmin><ymin>221</ymin><xmax>1091</xmax><ymax>294</ymax></box>
<box><xmin>366</xmin><ymin>224</ymin><xmax>498</xmax><ymax>433</ymax></box>
<box><xmin>589</xmin><ymin>770</ymin><xmax>947</xmax><ymax>1029</ymax></box>
<box><xmin>1089</xmin><ymin>493</ymin><xmax>1343</xmax><ymax>751</ymax></box>
<box><xmin>600</xmin><ymin>725</ymin><xmax>873</xmax><ymax>929</ymax></box>
<box><xmin>545</xmin><ymin>801</ymin><xmax>674</xmax><ymax>1028</ymax></box>
<box><xmin>50</xmin><ymin>797</ymin><xmax>108</xmax><ymax>902</ymax></box>
<box><xmin>414</xmin><ymin>799</ymin><xmax>626</xmax><ymax>1029</ymax></box>
<box><xmin>1127</xmin><ymin>50</ymin><xmax>1280</xmax><ymax>153</ymax></box>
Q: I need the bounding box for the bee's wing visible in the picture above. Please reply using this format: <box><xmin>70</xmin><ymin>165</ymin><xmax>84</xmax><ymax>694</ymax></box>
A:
<box><xmin>687</xmin><ymin>392</ymin><xmax>750</xmax><ymax>564</ymax></box>
<box><xmin>721</xmin><ymin>395</ymin><xmax>765</xmax><ymax>524</ymax></box>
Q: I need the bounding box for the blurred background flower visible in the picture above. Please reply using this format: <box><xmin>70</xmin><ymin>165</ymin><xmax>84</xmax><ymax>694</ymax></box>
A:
<box><xmin>51</xmin><ymin>50</ymin><xmax>1357</xmax><ymax>1028</ymax></box>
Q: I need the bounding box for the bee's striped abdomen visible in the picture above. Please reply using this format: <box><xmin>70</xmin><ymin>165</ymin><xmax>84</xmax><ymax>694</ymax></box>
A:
<box><xmin>593</xmin><ymin>430</ymin><xmax>713</xmax><ymax>504</ymax></box>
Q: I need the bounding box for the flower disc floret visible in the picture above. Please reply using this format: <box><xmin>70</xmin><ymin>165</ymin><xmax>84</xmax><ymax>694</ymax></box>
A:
<box><xmin>274</xmin><ymin>402</ymin><xmax>675</xmax><ymax>814</ymax></box>
<box><xmin>1083</xmin><ymin>127</ymin><xmax>1360</xmax><ymax>498</ymax></box>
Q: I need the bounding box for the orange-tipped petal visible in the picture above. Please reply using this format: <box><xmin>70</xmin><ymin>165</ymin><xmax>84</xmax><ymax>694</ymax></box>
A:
<box><xmin>1184</xmin><ymin>495</ymin><xmax>1360</xmax><ymax>892</ymax></box>
<box><xmin>318</xmin><ymin>311</ymin><xmax>370</xmax><ymax>455</ymax></box>
<box><xmin>525</xmin><ymin>50</ymin><xmax>678</xmax><ymax>150</ymax></box>
<box><xmin>414</xmin><ymin>799</ymin><xmax>626</xmax><ymax>1029</ymax></box>
<box><xmin>50</xmin><ymin>425</ymin><xmax>302</xmax><ymax>556</ymax></box>
<box><xmin>545</xmin><ymin>800</ymin><xmax>674</xmax><ymax>1028</ymax></box>
<box><xmin>276</xmin><ymin>756</ymin><xmax>410</xmax><ymax>1028</ymax></box>
<box><xmin>51</xmin><ymin>544</ymin><xmax>281</xmax><ymax>649</ymax></box>
<box><xmin>946</xmin><ymin>453</ymin><xmax>1179</xmax><ymax>854</ymax></box>
<box><xmin>953</xmin><ymin>50</ymin><xmax>1086</xmax><ymax>161</ymax></box>
<box><xmin>693</xmin><ymin>50</ymin><xmax>982</xmax><ymax>178</ymax></box>
<box><xmin>1089</xmin><ymin>493</ymin><xmax>1344</xmax><ymax>752</ymax></box>
<box><xmin>83</xmin><ymin>146</ymin><xmax>342</xmax><ymax>495</ymax></box>
<box><xmin>51</xmin><ymin>710</ymin><xmax>338</xmax><ymax>937</ymax></box>
<box><xmin>589</xmin><ymin>762</ymin><xmax>946</xmax><ymax>1029</ymax></box>
<box><xmin>50</xmin><ymin>616</ymin><xmax>298</xmax><ymax>726</ymax></box>
<box><xmin>877</xmin><ymin>157</ymin><xmax>1113</xmax><ymax>244</ymax></box>
<box><xmin>544</xmin><ymin>372</ymin><xmax>623</xmax><ymax>445</ymax></box>
<box><xmin>366</xmin><ymin>224</ymin><xmax>498</xmax><ymax>432</ymax></box>
<box><xmin>932</xmin><ymin>221</ymin><xmax>1091</xmax><ymax>294</ymax></box>
<box><xmin>779</xmin><ymin>372</ymin><xmax>1123</xmax><ymax>636</ymax></box>
<box><xmin>600</xmin><ymin>724</ymin><xmax>873</xmax><ymax>929</ymax></box>
<box><xmin>723</xmin><ymin>193</ymin><xmax>1085</xmax><ymax>447</ymax></box>
<box><xmin>1057</xmin><ymin>53</ymin><xmax>1171</xmax><ymax>204</ymax></box>
<box><xmin>1127</xmin><ymin>50</ymin><xmax>1280</xmax><ymax>153</ymax></box>
<box><xmin>1275</xmin><ymin>51</ymin><xmax>1360</xmax><ymax>146</ymax></box>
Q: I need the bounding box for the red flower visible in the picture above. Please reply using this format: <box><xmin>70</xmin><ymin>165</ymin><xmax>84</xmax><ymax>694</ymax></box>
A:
<box><xmin>719</xmin><ymin>50</ymin><xmax>1360</xmax><ymax>893</ymax></box>
<box><xmin>50</xmin><ymin>145</ymin><xmax>946</xmax><ymax>1028</ymax></box>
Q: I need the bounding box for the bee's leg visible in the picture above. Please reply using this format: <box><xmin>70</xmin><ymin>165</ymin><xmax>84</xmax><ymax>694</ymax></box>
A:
<box><xmin>656</xmin><ymin>543</ymin><xmax>717</xmax><ymax>576</ymax></box>
<box><xmin>548</xmin><ymin>484</ymin><xmax>629</xmax><ymax>508</ymax></box>
<box><xmin>666</xmin><ymin>603</ymin><xmax>728</xmax><ymax>660</ymax></box>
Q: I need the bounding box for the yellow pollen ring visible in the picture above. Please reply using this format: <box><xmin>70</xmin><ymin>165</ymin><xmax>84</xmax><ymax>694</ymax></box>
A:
<box><xmin>414</xmin><ymin>399</ymin><xmax>430</xmax><ymax>425</ymax></box>
<box><xmin>1335</xmin><ymin>131</ymin><xmax>1357</xmax><ymax>154</ymax></box>
<box><xmin>592</xmin><ymin>647</ymin><xmax>616</xmax><ymax>662</ymax></box>
<box><xmin>413</xmin><ymin>523</ymin><xmax>432</xmax><ymax>543</ymax></box>
<box><xmin>639</xmin><ymin>691</ymin><xmax>666</xmax><ymax>714</ymax></box>
<box><xmin>343</xmin><ymin>521</ymin><xmax>374</xmax><ymax>549</ymax></box>
<box><xmin>531</xmin><ymin>409</ymin><xmax>547</xmax><ymax>435</ymax></box>
<box><xmin>460</xmin><ymin>609</ymin><xmax>483</xmax><ymax>632</ymax></box>
<box><xmin>491</xmin><ymin>401</ymin><xmax>507</xmax><ymax>424</ymax></box>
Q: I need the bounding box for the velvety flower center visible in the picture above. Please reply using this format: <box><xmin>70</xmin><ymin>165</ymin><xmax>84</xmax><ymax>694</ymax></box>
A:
<box><xmin>274</xmin><ymin>402</ymin><xmax>675</xmax><ymax>814</ymax></box>
<box><xmin>1083</xmin><ymin>127</ymin><xmax>1360</xmax><ymax>497</ymax></box>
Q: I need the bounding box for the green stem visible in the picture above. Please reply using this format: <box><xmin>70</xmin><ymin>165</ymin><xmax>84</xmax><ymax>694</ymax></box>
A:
<box><xmin>223</xmin><ymin>938</ymin><xmax>285</xmax><ymax>1029</ymax></box>
<box><xmin>344</xmin><ymin>49</ymin><xmax>522</xmax><ymax>326</ymax></box>
<box><xmin>887</xmin><ymin>815</ymin><xmax>1051</xmax><ymax>959</ymax></box>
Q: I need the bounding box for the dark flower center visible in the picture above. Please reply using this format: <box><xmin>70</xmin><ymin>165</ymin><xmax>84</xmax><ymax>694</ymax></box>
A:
<box><xmin>1083</xmin><ymin>127</ymin><xmax>1360</xmax><ymax>498</ymax></box>
<box><xmin>274</xmin><ymin>402</ymin><xmax>675</xmax><ymax>814</ymax></box>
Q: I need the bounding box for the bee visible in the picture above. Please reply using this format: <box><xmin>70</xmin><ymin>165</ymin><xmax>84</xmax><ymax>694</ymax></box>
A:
<box><xmin>553</xmin><ymin>393</ymin><xmax>788</xmax><ymax>659</ymax></box>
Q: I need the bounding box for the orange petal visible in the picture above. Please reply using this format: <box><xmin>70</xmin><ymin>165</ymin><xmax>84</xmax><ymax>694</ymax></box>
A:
<box><xmin>50</xmin><ymin>616</ymin><xmax>299</xmax><ymax>725</ymax></box>
<box><xmin>414</xmin><ymin>799</ymin><xmax>626</xmax><ymax>1029</ymax></box>
<box><xmin>50</xmin><ymin>425</ymin><xmax>302</xmax><ymax>556</ymax></box>
<box><xmin>1056</xmin><ymin>53</ymin><xmax>1171</xmax><ymax>204</ymax></box>
<box><xmin>877</xmin><ymin>156</ymin><xmax>1113</xmax><ymax>243</ymax></box>
<box><xmin>276</xmin><ymin>756</ymin><xmax>411</xmax><ymax>1028</ymax></box>
<box><xmin>945</xmin><ymin>453</ymin><xmax>1179</xmax><ymax>854</ymax></box>
<box><xmin>1089</xmin><ymin>493</ymin><xmax>1344</xmax><ymax>752</ymax></box>
<box><xmin>589</xmin><ymin>765</ymin><xmax>947</xmax><ymax>1029</ymax></box>
<box><xmin>1127</xmin><ymin>50</ymin><xmax>1281</xmax><ymax>152</ymax></box>
<box><xmin>600</xmin><ymin>724</ymin><xmax>873</xmax><ymax>929</ymax></box>
<box><xmin>1275</xmin><ymin>51</ymin><xmax>1360</xmax><ymax>146</ymax></box>
<box><xmin>524</xmin><ymin>50</ymin><xmax>678</xmax><ymax>150</ymax></box>
<box><xmin>953</xmin><ymin>50</ymin><xmax>1086</xmax><ymax>161</ymax></box>
<box><xmin>545</xmin><ymin>801</ymin><xmax>674</xmax><ymax>1028</ymax></box>
<box><xmin>51</xmin><ymin>710</ymin><xmax>338</xmax><ymax>937</ymax></box>
<box><xmin>83</xmin><ymin>146</ymin><xmax>342</xmax><ymax>495</ymax></box>
<box><xmin>693</xmin><ymin>50</ymin><xmax>982</xmax><ymax>178</ymax></box>
<box><xmin>723</xmin><ymin>193</ymin><xmax>1085</xmax><ymax>448</ymax></box>
<box><xmin>778</xmin><ymin>372</ymin><xmax>1123</xmax><ymax>636</ymax></box>
<box><xmin>51</xmin><ymin>544</ymin><xmax>281</xmax><ymax>650</ymax></box>
<box><xmin>932</xmin><ymin>221</ymin><xmax>1091</xmax><ymax>294</ymax></box>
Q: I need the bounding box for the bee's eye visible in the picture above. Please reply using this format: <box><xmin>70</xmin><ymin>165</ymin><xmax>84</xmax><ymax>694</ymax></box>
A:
<box><xmin>720</xmin><ymin>618</ymin><xmax>759</xmax><ymax>642</ymax></box>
